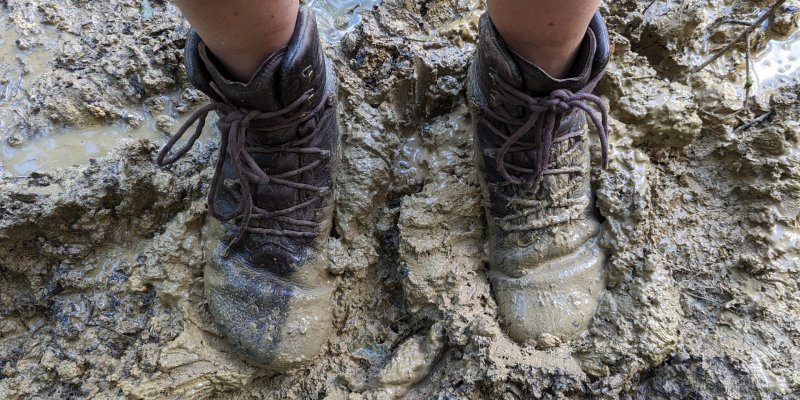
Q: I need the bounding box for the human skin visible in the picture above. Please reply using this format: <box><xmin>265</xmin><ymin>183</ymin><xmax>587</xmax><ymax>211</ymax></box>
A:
<box><xmin>173</xmin><ymin>0</ymin><xmax>598</xmax><ymax>82</ymax></box>
<box><xmin>487</xmin><ymin>0</ymin><xmax>600</xmax><ymax>78</ymax></box>
<box><xmin>172</xmin><ymin>0</ymin><xmax>299</xmax><ymax>82</ymax></box>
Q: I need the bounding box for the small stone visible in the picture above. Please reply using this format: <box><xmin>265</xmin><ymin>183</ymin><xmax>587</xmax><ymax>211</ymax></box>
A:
<box><xmin>88</xmin><ymin>105</ymin><xmax>107</xmax><ymax>119</ymax></box>
<box><xmin>56</xmin><ymin>360</ymin><xmax>83</xmax><ymax>379</ymax></box>
<box><xmin>173</xmin><ymin>101</ymin><xmax>188</xmax><ymax>113</ymax></box>
<box><xmin>40</xmin><ymin>349</ymin><xmax>59</xmax><ymax>370</ymax></box>
<box><xmin>155</xmin><ymin>115</ymin><xmax>176</xmax><ymax>134</ymax></box>
<box><xmin>536</xmin><ymin>333</ymin><xmax>562</xmax><ymax>349</ymax></box>
<box><xmin>15</xmin><ymin>38</ymin><xmax>31</xmax><ymax>50</ymax></box>
<box><xmin>671</xmin><ymin>351</ymin><xmax>691</xmax><ymax>364</ymax></box>
<box><xmin>6</xmin><ymin>133</ymin><xmax>24</xmax><ymax>147</ymax></box>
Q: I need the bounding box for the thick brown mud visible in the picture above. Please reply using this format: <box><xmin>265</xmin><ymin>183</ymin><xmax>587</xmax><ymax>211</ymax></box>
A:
<box><xmin>1</xmin><ymin>0</ymin><xmax>800</xmax><ymax>399</ymax></box>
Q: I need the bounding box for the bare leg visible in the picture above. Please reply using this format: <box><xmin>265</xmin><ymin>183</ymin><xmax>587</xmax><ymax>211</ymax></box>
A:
<box><xmin>487</xmin><ymin>0</ymin><xmax>600</xmax><ymax>78</ymax></box>
<box><xmin>173</xmin><ymin>0</ymin><xmax>300</xmax><ymax>81</ymax></box>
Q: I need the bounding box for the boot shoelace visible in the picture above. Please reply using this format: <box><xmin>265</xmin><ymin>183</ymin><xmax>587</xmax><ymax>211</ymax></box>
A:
<box><xmin>478</xmin><ymin>72</ymin><xmax>609</xmax><ymax>232</ymax></box>
<box><xmin>157</xmin><ymin>90</ymin><xmax>334</xmax><ymax>247</ymax></box>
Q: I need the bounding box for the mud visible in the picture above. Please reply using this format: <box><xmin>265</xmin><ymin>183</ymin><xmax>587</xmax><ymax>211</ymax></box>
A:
<box><xmin>1</xmin><ymin>0</ymin><xmax>800</xmax><ymax>399</ymax></box>
<box><xmin>0</xmin><ymin>90</ymin><xmax>208</xmax><ymax>176</ymax></box>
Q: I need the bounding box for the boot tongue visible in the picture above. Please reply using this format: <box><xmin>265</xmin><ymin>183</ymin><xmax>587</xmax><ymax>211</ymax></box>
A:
<box><xmin>197</xmin><ymin>9</ymin><xmax>324</xmax><ymax>113</ymax></box>
<box><xmin>511</xmin><ymin>29</ymin><xmax>597</xmax><ymax>96</ymax></box>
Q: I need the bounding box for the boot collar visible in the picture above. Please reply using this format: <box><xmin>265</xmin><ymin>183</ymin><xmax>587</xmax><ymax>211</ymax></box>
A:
<box><xmin>479</xmin><ymin>12</ymin><xmax>609</xmax><ymax>96</ymax></box>
<box><xmin>196</xmin><ymin>8</ymin><xmax>326</xmax><ymax>112</ymax></box>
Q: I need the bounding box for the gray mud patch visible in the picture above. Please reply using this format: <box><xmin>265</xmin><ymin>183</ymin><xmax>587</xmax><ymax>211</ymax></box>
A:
<box><xmin>2</xmin><ymin>0</ymin><xmax>800</xmax><ymax>399</ymax></box>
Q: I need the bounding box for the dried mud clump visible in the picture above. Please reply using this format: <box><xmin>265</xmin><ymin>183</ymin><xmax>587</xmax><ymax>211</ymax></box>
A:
<box><xmin>2</xmin><ymin>0</ymin><xmax>800</xmax><ymax>399</ymax></box>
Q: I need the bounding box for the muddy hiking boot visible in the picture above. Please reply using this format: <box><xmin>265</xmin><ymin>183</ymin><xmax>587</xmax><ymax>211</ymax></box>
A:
<box><xmin>157</xmin><ymin>8</ymin><xmax>339</xmax><ymax>370</ymax></box>
<box><xmin>467</xmin><ymin>13</ymin><xmax>611</xmax><ymax>345</ymax></box>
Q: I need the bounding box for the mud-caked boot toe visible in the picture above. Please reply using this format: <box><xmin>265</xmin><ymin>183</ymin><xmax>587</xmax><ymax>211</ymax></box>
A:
<box><xmin>158</xmin><ymin>8</ymin><xmax>340</xmax><ymax>370</ymax></box>
<box><xmin>467</xmin><ymin>13</ymin><xmax>611</xmax><ymax>345</ymax></box>
<box><xmin>204</xmin><ymin>241</ymin><xmax>334</xmax><ymax>369</ymax></box>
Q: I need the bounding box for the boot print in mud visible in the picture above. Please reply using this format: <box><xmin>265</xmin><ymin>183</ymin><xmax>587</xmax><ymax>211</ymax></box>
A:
<box><xmin>467</xmin><ymin>12</ymin><xmax>611</xmax><ymax>344</ymax></box>
<box><xmin>157</xmin><ymin>8</ymin><xmax>339</xmax><ymax>370</ymax></box>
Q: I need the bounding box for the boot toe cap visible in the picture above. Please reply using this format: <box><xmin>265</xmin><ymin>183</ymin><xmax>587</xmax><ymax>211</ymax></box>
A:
<box><xmin>490</xmin><ymin>238</ymin><xmax>606</xmax><ymax>344</ymax></box>
<box><xmin>205</xmin><ymin>245</ymin><xmax>334</xmax><ymax>371</ymax></box>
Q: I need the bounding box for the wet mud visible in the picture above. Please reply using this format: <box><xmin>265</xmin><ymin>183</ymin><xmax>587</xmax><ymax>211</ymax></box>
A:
<box><xmin>1</xmin><ymin>0</ymin><xmax>800</xmax><ymax>399</ymax></box>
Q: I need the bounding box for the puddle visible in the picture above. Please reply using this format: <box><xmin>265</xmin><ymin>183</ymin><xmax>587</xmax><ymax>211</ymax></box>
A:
<box><xmin>0</xmin><ymin>4</ymin><xmax>210</xmax><ymax>177</ymax></box>
<box><xmin>308</xmin><ymin>0</ymin><xmax>383</xmax><ymax>43</ymax></box>
<box><xmin>753</xmin><ymin>29</ymin><xmax>800</xmax><ymax>94</ymax></box>
<box><xmin>1</xmin><ymin>127</ymin><xmax>160</xmax><ymax>176</ymax></box>
<box><xmin>0</xmin><ymin>93</ymin><xmax>211</xmax><ymax>176</ymax></box>
<box><xmin>0</xmin><ymin>11</ymin><xmax>58</xmax><ymax>140</ymax></box>
<box><xmin>691</xmin><ymin>2</ymin><xmax>799</xmax><ymax>95</ymax></box>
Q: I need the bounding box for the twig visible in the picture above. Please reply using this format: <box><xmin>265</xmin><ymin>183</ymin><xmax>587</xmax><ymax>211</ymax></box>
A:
<box><xmin>86</xmin><ymin>321</ymin><xmax>137</xmax><ymax>342</ymax></box>
<box><xmin>743</xmin><ymin>34</ymin><xmax>752</xmax><ymax>109</ymax></box>
<box><xmin>628</xmin><ymin>75</ymin><xmax>660</xmax><ymax>80</ymax></box>
<box><xmin>87</xmin><ymin>76</ymin><xmax>125</xmax><ymax>108</ymax></box>
<box><xmin>692</xmin><ymin>0</ymin><xmax>789</xmax><ymax>73</ymax></box>
<box><xmin>642</xmin><ymin>0</ymin><xmax>659</xmax><ymax>16</ymax></box>
<box><xmin>733</xmin><ymin>110</ymin><xmax>774</xmax><ymax>133</ymax></box>
<box><xmin>14</xmin><ymin>108</ymin><xmax>29</xmax><ymax>125</ymax></box>
<box><xmin>682</xmin><ymin>289</ymin><xmax>722</xmax><ymax>306</ymax></box>
<box><xmin>714</xmin><ymin>19</ymin><xmax>753</xmax><ymax>28</ymax></box>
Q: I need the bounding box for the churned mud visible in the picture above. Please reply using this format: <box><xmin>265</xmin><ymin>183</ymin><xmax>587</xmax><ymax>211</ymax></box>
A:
<box><xmin>1</xmin><ymin>0</ymin><xmax>800</xmax><ymax>398</ymax></box>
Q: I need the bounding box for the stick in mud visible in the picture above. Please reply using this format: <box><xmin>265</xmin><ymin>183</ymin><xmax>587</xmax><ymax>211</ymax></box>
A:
<box><xmin>733</xmin><ymin>109</ymin><xmax>775</xmax><ymax>133</ymax></box>
<box><xmin>692</xmin><ymin>0</ymin><xmax>788</xmax><ymax>73</ymax></box>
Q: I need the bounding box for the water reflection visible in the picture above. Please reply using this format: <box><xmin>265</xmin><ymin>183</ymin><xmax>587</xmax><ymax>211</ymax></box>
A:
<box><xmin>753</xmin><ymin>30</ymin><xmax>800</xmax><ymax>94</ymax></box>
<box><xmin>307</xmin><ymin>0</ymin><xmax>383</xmax><ymax>43</ymax></box>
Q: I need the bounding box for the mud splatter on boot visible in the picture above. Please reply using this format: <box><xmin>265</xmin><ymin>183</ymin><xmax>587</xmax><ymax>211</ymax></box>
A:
<box><xmin>467</xmin><ymin>13</ymin><xmax>611</xmax><ymax>345</ymax></box>
<box><xmin>157</xmin><ymin>8</ymin><xmax>339</xmax><ymax>370</ymax></box>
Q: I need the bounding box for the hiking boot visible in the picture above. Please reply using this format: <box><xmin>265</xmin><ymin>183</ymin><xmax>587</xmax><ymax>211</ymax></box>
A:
<box><xmin>467</xmin><ymin>13</ymin><xmax>611</xmax><ymax>345</ymax></box>
<box><xmin>157</xmin><ymin>8</ymin><xmax>339</xmax><ymax>370</ymax></box>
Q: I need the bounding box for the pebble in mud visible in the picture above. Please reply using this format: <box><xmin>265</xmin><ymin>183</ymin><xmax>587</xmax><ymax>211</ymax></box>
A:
<box><xmin>155</xmin><ymin>115</ymin><xmax>176</xmax><ymax>134</ymax></box>
<box><xmin>2</xmin><ymin>0</ymin><xmax>800</xmax><ymax>399</ymax></box>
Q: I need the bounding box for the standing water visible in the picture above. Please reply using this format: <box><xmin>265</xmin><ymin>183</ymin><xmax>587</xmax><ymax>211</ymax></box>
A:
<box><xmin>307</xmin><ymin>0</ymin><xmax>383</xmax><ymax>44</ymax></box>
<box><xmin>0</xmin><ymin>7</ymin><xmax>180</xmax><ymax>176</ymax></box>
<box><xmin>753</xmin><ymin>29</ymin><xmax>800</xmax><ymax>94</ymax></box>
<box><xmin>0</xmin><ymin>14</ymin><xmax>57</xmax><ymax>145</ymax></box>
<box><xmin>1</xmin><ymin>93</ymin><xmax>194</xmax><ymax>176</ymax></box>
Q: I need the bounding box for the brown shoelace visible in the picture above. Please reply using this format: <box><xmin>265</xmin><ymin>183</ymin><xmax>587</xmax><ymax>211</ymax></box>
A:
<box><xmin>479</xmin><ymin>72</ymin><xmax>609</xmax><ymax>184</ymax></box>
<box><xmin>157</xmin><ymin>91</ymin><xmax>334</xmax><ymax>247</ymax></box>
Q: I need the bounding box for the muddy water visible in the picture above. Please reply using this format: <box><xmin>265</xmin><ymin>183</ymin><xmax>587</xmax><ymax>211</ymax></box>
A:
<box><xmin>0</xmin><ymin>2</ymin><xmax>202</xmax><ymax>176</ymax></box>
<box><xmin>754</xmin><ymin>29</ymin><xmax>800</xmax><ymax>93</ymax></box>
<box><xmin>0</xmin><ymin>88</ymin><xmax>213</xmax><ymax>176</ymax></box>
<box><xmin>0</xmin><ymin>13</ymin><xmax>56</xmax><ymax>141</ymax></box>
<box><xmin>0</xmin><ymin>93</ymin><xmax>203</xmax><ymax>176</ymax></box>
<box><xmin>1</xmin><ymin>127</ymin><xmax>153</xmax><ymax>176</ymax></box>
<box><xmin>308</xmin><ymin>0</ymin><xmax>383</xmax><ymax>43</ymax></box>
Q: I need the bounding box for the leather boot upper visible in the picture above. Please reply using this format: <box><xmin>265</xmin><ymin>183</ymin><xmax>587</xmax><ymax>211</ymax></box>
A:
<box><xmin>468</xmin><ymin>13</ymin><xmax>610</xmax><ymax>276</ymax></box>
<box><xmin>160</xmin><ymin>8</ymin><xmax>339</xmax><ymax>275</ymax></box>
